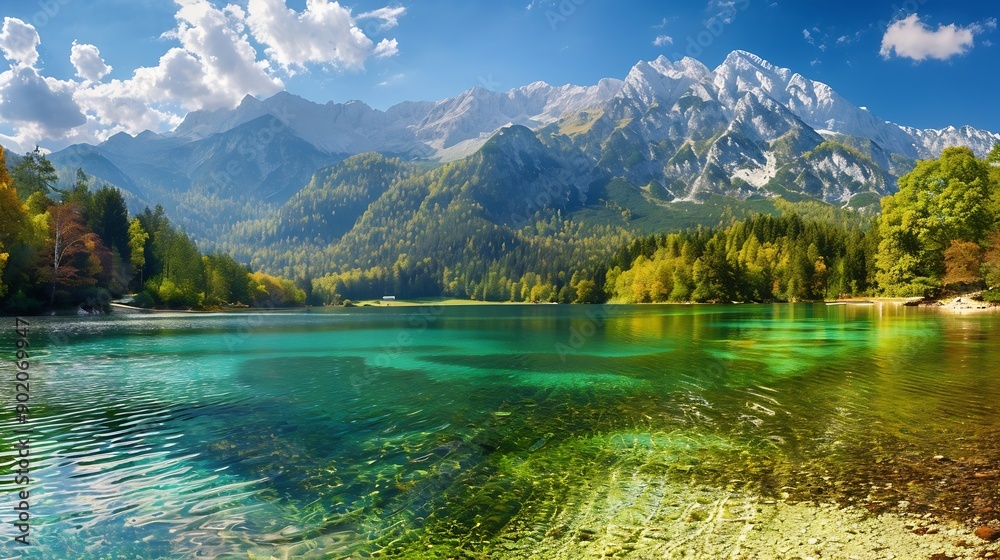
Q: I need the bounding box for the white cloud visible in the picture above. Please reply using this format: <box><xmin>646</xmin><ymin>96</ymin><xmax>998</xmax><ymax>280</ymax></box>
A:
<box><xmin>880</xmin><ymin>14</ymin><xmax>979</xmax><ymax>62</ymax></box>
<box><xmin>0</xmin><ymin>17</ymin><xmax>40</xmax><ymax>67</ymax></box>
<box><xmin>0</xmin><ymin>1</ymin><xmax>406</xmax><ymax>151</ymax></box>
<box><xmin>653</xmin><ymin>35</ymin><xmax>673</xmax><ymax>47</ymax></box>
<box><xmin>68</xmin><ymin>0</ymin><xmax>284</xmax><ymax>139</ymax></box>
<box><xmin>373</xmin><ymin>38</ymin><xmax>399</xmax><ymax>58</ymax></box>
<box><xmin>653</xmin><ymin>18</ymin><xmax>669</xmax><ymax>30</ymax></box>
<box><xmin>0</xmin><ymin>19</ymin><xmax>87</xmax><ymax>149</ymax></box>
<box><xmin>246</xmin><ymin>0</ymin><xmax>403</xmax><ymax>71</ymax></box>
<box><xmin>377</xmin><ymin>72</ymin><xmax>404</xmax><ymax>87</ymax></box>
<box><xmin>358</xmin><ymin>6</ymin><xmax>406</xmax><ymax>31</ymax></box>
<box><xmin>70</xmin><ymin>42</ymin><xmax>113</xmax><ymax>82</ymax></box>
<box><xmin>524</xmin><ymin>0</ymin><xmax>550</xmax><ymax>10</ymax></box>
<box><xmin>168</xmin><ymin>0</ymin><xmax>282</xmax><ymax>109</ymax></box>
<box><xmin>707</xmin><ymin>0</ymin><xmax>738</xmax><ymax>26</ymax></box>
<box><xmin>0</xmin><ymin>66</ymin><xmax>86</xmax><ymax>130</ymax></box>
<box><xmin>803</xmin><ymin>28</ymin><xmax>814</xmax><ymax>44</ymax></box>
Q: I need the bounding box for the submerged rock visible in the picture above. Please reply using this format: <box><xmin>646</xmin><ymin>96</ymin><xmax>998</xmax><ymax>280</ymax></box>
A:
<box><xmin>974</xmin><ymin>525</ymin><xmax>999</xmax><ymax>541</ymax></box>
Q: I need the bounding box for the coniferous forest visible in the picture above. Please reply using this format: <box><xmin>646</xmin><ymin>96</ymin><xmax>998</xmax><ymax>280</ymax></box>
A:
<box><xmin>0</xmin><ymin>147</ymin><xmax>303</xmax><ymax>313</ymax></box>
<box><xmin>230</xmin><ymin>144</ymin><xmax>1000</xmax><ymax>306</ymax></box>
<box><xmin>2</xmin><ymin>143</ymin><xmax>999</xmax><ymax>313</ymax></box>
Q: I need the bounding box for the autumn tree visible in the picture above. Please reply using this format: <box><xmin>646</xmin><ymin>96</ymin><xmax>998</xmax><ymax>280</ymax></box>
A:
<box><xmin>39</xmin><ymin>203</ymin><xmax>107</xmax><ymax>307</ymax></box>
<box><xmin>0</xmin><ymin>169</ymin><xmax>30</xmax><ymax>250</ymax></box>
<box><xmin>0</xmin><ymin>146</ymin><xmax>12</xmax><ymax>187</ymax></box>
<box><xmin>941</xmin><ymin>240</ymin><xmax>984</xmax><ymax>289</ymax></box>
<box><xmin>0</xmin><ymin>150</ymin><xmax>36</xmax><ymax>300</ymax></box>
<box><xmin>982</xmin><ymin>232</ymin><xmax>1000</xmax><ymax>291</ymax></box>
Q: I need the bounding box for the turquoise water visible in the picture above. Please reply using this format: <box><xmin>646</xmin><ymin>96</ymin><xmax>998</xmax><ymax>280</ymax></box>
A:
<box><xmin>1</xmin><ymin>304</ymin><xmax>999</xmax><ymax>558</ymax></box>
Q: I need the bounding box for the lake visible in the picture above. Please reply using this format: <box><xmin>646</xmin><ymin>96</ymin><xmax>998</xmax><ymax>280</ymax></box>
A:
<box><xmin>2</xmin><ymin>304</ymin><xmax>999</xmax><ymax>558</ymax></box>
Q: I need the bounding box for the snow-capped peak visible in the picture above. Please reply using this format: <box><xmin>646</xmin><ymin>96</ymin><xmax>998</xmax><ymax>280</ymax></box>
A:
<box><xmin>619</xmin><ymin>56</ymin><xmax>709</xmax><ymax>111</ymax></box>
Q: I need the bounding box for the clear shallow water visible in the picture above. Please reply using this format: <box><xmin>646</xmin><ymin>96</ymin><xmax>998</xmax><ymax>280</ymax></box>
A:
<box><xmin>1</xmin><ymin>304</ymin><xmax>999</xmax><ymax>558</ymax></box>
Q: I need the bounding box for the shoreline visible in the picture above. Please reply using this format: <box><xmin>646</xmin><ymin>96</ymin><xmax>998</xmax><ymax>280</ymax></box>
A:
<box><xmin>6</xmin><ymin>297</ymin><xmax>993</xmax><ymax>317</ymax></box>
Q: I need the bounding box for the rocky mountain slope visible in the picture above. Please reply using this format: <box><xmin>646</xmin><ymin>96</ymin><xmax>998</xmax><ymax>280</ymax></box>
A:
<box><xmin>42</xmin><ymin>49</ymin><xmax>998</xmax><ymax>240</ymax></box>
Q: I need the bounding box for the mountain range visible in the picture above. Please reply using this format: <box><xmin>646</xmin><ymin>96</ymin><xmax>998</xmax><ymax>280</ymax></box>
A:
<box><xmin>40</xmin><ymin>49</ymin><xmax>999</xmax><ymax>266</ymax></box>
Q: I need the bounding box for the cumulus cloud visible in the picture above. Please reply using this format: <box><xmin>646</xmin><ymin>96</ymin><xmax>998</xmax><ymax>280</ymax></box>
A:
<box><xmin>0</xmin><ymin>1</ymin><xmax>405</xmax><ymax>151</ymax></box>
<box><xmin>880</xmin><ymin>14</ymin><xmax>979</xmax><ymax>62</ymax></box>
<box><xmin>653</xmin><ymin>35</ymin><xmax>673</xmax><ymax>47</ymax></box>
<box><xmin>66</xmin><ymin>0</ymin><xmax>284</xmax><ymax>140</ymax></box>
<box><xmin>246</xmin><ymin>0</ymin><xmax>403</xmax><ymax>71</ymax></box>
<box><xmin>70</xmin><ymin>42</ymin><xmax>113</xmax><ymax>82</ymax></box>
<box><xmin>0</xmin><ymin>19</ymin><xmax>87</xmax><ymax>149</ymax></box>
<box><xmin>166</xmin><ymin>0</ymin><xmax>283</xmax><ymax>109</ymax></box>
<box><xmin>0</xmin><ymin>66</ymin><xmax>87</xmax><ymax>139</ymax></box>
<box><xmin>0</xmin><ymin>17</ymin><xmax>40</xmax><ymax>67</ymax></box>
<box><xmin>373</xmin><ymin>38</ymin><xmax>399</xmax><ymax>58</ymax></box>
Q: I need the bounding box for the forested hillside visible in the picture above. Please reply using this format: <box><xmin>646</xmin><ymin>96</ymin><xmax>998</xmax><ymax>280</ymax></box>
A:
<box><xmin>5</xmin><ymin>139</ymin><xmax>998</xmax><ymax>311</ymax></box>
<box><xmin>0</xmin><ymin>147</ymin><xmax>303</xmax><ymax>313</ymax></box>
<box><xmin>212</xmin><ymin>136</ymin><xmax>1000</xmax><ymax>305</ymax></box>
<box><xmin>607</xmin><ymin>146</ymin><xmax>1000</xmax><ymax>303</ymax></box>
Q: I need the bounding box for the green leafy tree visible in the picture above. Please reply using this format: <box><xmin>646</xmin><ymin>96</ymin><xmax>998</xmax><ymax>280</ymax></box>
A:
<box><xmin>875</xmin><ymin>147</ymin><xmax>994</xmax><ymax>295</ymax></box>
<box><xmin>981</xmin><ymin>231</ymin><xmax>1000</xmax><ymax>291</ymax></box>
<box><xmin>203</xmin><ymin>253</ymin><xmax>253</xmax><ymax>306</ymax></box>
<box><xmin>250</xmin><ymin>272</ymin><xmax>306</xmax><ymax>307</ymax></box>
<box><xmin>573</xmin><ymin>278</ymin><xmax>601</xmax><ymax>303</ymax></box>
<box><xmin>127</xmin><ymin>218</ymin><xmax>148</xmax><ymax>287</ymax></box>
<box><xmin>987</xmin><ymin>143</ymin><xmax>1000</xmax><ymax>166</ymax></box>
<box><xmin>12</xmin><ymin>147</ymin><xmax>58</xmax><ymax>200</ymax></box>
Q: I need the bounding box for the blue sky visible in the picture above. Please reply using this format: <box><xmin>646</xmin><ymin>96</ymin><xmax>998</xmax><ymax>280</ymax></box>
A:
<box><xmin>0</xmin><ymin>0</ymin><xmax>997</xmax><ymax>152</ymax></box>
